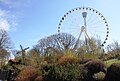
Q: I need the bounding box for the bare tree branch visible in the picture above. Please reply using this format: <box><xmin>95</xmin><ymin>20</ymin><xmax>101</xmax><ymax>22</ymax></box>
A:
<box><xmin>0</xmin><ymin>29</ymin><xmax>13</xmax><ymax>49</ymax></box>
<box><xmin>33</xmin><ymin>33</ymin><xmax>76</xmax><ymax>55</ymax></box>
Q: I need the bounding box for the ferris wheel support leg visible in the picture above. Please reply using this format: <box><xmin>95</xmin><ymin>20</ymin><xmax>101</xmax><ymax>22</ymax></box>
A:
<box><xmin>73</xmin><ymin>31</ymin><xmax>82</xmax><ymax>49</ymax></box>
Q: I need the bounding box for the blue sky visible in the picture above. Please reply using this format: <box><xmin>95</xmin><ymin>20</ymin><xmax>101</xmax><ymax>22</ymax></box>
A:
<box><xmin>0</xmin><ymin>0</ymin><xmax>120</xmax><ymax>50</ymax></box>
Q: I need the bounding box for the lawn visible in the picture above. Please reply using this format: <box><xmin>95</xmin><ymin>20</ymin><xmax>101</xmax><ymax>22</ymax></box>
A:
<box><xmin>104</xmin><ymin>58</ymin><xmax>120</xmax><ymax>67</ymax></box>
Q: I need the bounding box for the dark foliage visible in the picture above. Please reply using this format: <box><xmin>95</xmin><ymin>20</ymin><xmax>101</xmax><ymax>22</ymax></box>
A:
<box><xmin>104</xmin><ymin>63</ymin><xmax>120</xmax><ymax>81</ymax></box>
<box><xmin>82</xmin><ymin>60</ymin><xmax>106</xmax><ymax>81</ymax></box>
<box><xmin>8</xmin><ymin>59</ymin><xmax>22</xmax><ymax>66</ymax></box>
<box><xmin>42</xmin><ymin>63</ymin><xmax>82</xmax><ymax>81</ymax></box>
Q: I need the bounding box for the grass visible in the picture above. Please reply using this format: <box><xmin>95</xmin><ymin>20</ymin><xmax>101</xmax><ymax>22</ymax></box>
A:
<box><xmin>104</xmin><ymin>58</ymin><xmax>120</xmax><ymax>67</ymax></box>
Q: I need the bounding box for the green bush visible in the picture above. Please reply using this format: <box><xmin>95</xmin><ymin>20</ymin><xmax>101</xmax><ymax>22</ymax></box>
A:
<box><xmin>42</xmin><ymin>63</ymin><xmax>82</xmax><ymax>81</ymax></box>
<box><xmin>83</xmin><ymin>53</ymin><xmax>100</xmax><ymax>60</ymax></box>
<box><xmin>57</xmin><ymin>50</ymin><xmax>78</xmax><ymax>65</ymax></box>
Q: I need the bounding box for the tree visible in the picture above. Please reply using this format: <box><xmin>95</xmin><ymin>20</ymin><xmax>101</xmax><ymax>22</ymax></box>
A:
<box><xmin>33</xmin><ymin>33</ymin><xmax>103</xmax><ymax>57</ymax></box>
<box><xmin>77</xmin><ymin>37</ymin><xmax>103</xmax><ymax>55</ymax></box>
<box><xmin>0</xmin><ymin>29</ymin><xmax>13</xmax><ymax>49</ymax></box>
<box><xmin>33</xmin><ymin>33</ymin><xmax>76</xmax><ymax>56</ymax></box>
<box><xmin>27</xmin><ymin>48</ymin><xmax>40</xmax><ymax>67</ymax></box>
<box><xmin>0</xmin><ymin>29</ymin><xmax>12</xmax><ymax>68</ymax></box>
<box><xmin>106</xmin><ymin>41</ymin><xmax>120</xmax><ymax>58</ymax></box>
<box><xmin>0</xmin><ymin>48</ymin><xmax>10</xmax><ymax>68</ymax></box>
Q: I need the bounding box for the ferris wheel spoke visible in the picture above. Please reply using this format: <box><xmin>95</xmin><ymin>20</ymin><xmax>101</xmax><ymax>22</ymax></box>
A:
<box><xmin>63</xmin><ymin>22</ymin><xmax>81</xmax><ymax>29</ymax></box>
<box><xmin>87</xmin><ymin>12</ymin><xmax>95</xmax><ymax>24</ymax></box>
<box><xmin>87</xmin><ymin>15</ymin><xmax>100</xmax><ymax>25</ymax></box>
<box><xmin>88</xmin><ymin>31</ymin><xmax>106</xmax><ymax>39</ymax></box>
<box><xmin>67</xmin><ymin>16</ymin><xmax>83</xmax><ymax>27</ymax></box>
<box><xmin>88</xmin><ymin>29</ymin><xmax>106</xmax><ymax>34</ymax></box>
<box><xmin>88</xmin><ymin>19</ymin><xmax>104</xmax><ymax>27</ymax></box>
<box><xmin>58</xmin><ymin>7</ymin><xmax>109</xmax><ymax>48</ymax></box>
<box><xmin>61</xmin><ymin>26</ymin><xmax>80</xmax><ymax>32</ymax></box>
<box><xmin>67</xmin><ymin>13</ymin><xmax>82</xmax><ymax>26</ymax></box>
<box><xmin>88</xmin><ymin>26</ymin><xmax>105</xmax><ymax>30</ymax></box>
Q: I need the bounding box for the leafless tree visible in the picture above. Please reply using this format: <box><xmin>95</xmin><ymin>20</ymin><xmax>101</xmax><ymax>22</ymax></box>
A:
<box><xmin>33</xmin><ymin>33</ymin><xmax>76</xmax><ymax>55</ymax></box>
<box><xmin>106</xmin><ymin>41</ymin><xmax>120</xmax><ymax>58</ymax></box>
<box><xmin>0</xmin><ymin>29</ymin><xmax>13</xmax><ymax>68</ymax></box>
<box><xmin>0</xmin><ymin>29</ymin><xmax>13</xmax><ymax>49</ymax></box>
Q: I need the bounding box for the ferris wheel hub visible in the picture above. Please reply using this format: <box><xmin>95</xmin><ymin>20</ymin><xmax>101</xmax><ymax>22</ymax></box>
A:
<box><xmin>82</xmin><ymin>12</ymin><xmax>87</xmax><ymax>18</ymax></box>
<box><xmin>81</xmin><ymin>26</ymin><xmax>86</xmax><ymax>32</ymax></box>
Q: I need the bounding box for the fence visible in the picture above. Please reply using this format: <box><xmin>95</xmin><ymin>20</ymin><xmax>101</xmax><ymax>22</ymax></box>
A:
<box><xmin>0</xmin><ymin>69</ymin><xmax>15</xmax><ymax>81</ymax></box>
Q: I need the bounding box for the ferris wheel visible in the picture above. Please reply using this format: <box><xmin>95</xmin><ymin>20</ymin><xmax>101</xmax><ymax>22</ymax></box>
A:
<box><xmin>58</xmin><ymin>7</ymin><xmax>109</xmax><ymax>49</ymax></box>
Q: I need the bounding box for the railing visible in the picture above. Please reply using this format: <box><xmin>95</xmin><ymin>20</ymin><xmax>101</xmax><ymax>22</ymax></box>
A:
<box><xmin>0</xmin><ymin>69</ymin><xmax>15</xmax><ymax>81</ymax></box>
<box><xmin>0</xmin><ymin>70</ymin><xmax>9</xmax><ymax>80</ymax></box>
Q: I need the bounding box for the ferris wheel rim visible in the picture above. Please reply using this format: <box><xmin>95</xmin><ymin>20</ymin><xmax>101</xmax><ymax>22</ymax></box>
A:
<box><xmin>58</xmin><ymin>7</ymin><xmax>109</xmax><ymax>47</ymax></box>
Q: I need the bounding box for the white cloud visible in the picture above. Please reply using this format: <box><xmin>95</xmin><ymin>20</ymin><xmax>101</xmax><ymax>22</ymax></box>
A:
<box><xmin>0</xmin><ymin>19</ymin><xmax>10</xmax><ymax>31</ymax></box>
<box><xmin>0</xmin><ymin>0</ymin><xmax>31</xmax><ymax>31</ymax></box>
<box><xmin>0</xmin><ymin>9</ymin><xmax>17</xmax><ymax>31</ymax></box>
